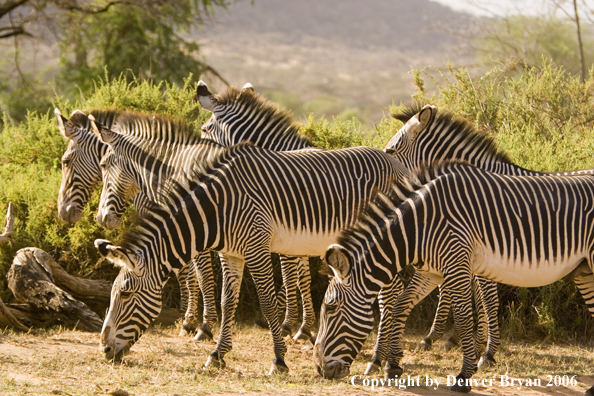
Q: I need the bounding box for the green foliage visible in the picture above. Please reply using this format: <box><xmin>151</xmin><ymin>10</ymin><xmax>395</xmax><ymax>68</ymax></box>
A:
<box><xmin>0</xmin><ymin>74</ymin><xmax>206</xmax><ymax>293</ymax></box>
<box><xmin>476</xmin><ymin>14</ymin><xmax>594</xmax><ymax>77</ymax></box>
<box><xmin>57</xmin><ymin>1</ymin><xmax>215</xmax><ymax>95</ymax></box>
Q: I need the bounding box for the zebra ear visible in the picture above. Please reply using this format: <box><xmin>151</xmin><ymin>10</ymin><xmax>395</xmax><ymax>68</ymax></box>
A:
<box><xmin>324</xmin><ymin>244</ymin><xmax>352</xmax><ymax>280</ymax></box>
<box><xmin>55</xmin><ymin>108</ymin><xmax>71</xmax><ymax>140</ymax></box>
<box><xmin>195</xmin><ymin>80</ymin><xmax>217</xmax><ymax>111</ymax></box>
<box><xmin>89</xmin><ymin>115</ymin><xmax>118</xmax><ymax>145</ymax></box>
<box><xmin>241</xmin><ymin>83</ymin><xmax>254</xmax><ymax>95</ymax></box>
<box><xmin>95</xmin><ymin>239</ymin><xmax>142</xmax><ymax>275</ymax></box>
<box><xmin>416</xmin><ymin>105</ymin><xmax>436</xmax><ymax>129</ymax></box>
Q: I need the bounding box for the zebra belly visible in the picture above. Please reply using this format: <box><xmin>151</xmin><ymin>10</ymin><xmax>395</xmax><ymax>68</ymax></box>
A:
<box><xmin>270</xmin><ymin>226</ymin><xmax>339</xmax><ymax>257</ymax></box>
<box><xmin>471</xmin><ymin>246</ymin><xmax>587</xmax><ymax>287</ymax></box>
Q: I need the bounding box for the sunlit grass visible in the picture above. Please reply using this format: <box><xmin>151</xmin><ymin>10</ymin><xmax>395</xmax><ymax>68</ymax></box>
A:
<box><xmin>0</xmin><ymin>325</ymin><xmax>592</xmax><ymax>395</ymax></box>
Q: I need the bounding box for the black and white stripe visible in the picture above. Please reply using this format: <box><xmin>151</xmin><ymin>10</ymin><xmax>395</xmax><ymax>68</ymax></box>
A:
<box><xmin>96</xmin><ymin>141</ymin><xmax>410</xmax><ymax>373</ymax></box>
<box><xmin>314</xmin><ymin>161</ymin><xmax>594</xmax><ymax>395</ymax></box>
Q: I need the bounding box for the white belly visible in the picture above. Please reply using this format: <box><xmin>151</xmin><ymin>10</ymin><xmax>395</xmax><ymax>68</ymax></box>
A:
<box><xmin>470</xmin><ymin>244</ymin><xmax>587</xmax><ymax>287</ymax></box>
<box><xmin>270</xmin><ymin>224</ymin><xmax>340</xmax><ymax>257</ymax></box>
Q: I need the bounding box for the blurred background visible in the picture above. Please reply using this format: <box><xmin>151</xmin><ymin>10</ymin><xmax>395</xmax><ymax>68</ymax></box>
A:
<box><xmin>3</xmin><ymin>0</ymin><xmax>594</xmax><ymax>125</ymax></box>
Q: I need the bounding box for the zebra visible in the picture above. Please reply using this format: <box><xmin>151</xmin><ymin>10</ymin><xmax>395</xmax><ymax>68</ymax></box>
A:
<box><xmin>195</xmin><ymin>80</ymin><xmax>318</xmax><ymax>342</ymax></box>
<box><xmin>55</xmin><ymin>108</ymin><xmax>214</xmax><ymax>339</ymax></box>
<box><xmin>89</xmin><ymin>110</ymin><xmax>316</xmax><ymax>343</ymax></box>
<box><xmin>368</xmin><ymin>103</ymin><xmax>594</xmax><ymax>374</ymax></box>
<box><xmin>94</xmin><ymin>138</ymin><xmax>410</xmax><ymax>373</ymax></box>
<box><xmin>314</xmin><ymin>160</ymin><xmax>594</xmax><ymax>395</ymax></box>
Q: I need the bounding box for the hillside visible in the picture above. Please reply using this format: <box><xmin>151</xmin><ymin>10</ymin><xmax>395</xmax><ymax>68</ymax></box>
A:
<box><xmin>197</xmin><ymin>0</ymin><xmax>476</xmax><ymax>123</ymax></box>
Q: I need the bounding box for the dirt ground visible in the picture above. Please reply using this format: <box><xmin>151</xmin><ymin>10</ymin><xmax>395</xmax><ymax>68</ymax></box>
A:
<box><xmin>0</xmin><ymin>325</ymin><xmax>592</xmax><ymax>396</ymax></box>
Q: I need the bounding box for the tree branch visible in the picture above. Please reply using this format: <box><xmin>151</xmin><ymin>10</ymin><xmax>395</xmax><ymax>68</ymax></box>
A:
<box><xmin>0</xmin><ymin>202</ymin><xmax>15</xmax><ymax>244</ymax></box>
<box><xmin>0</xmin><ymin>0</ymin><xmax>29</xmax><ymax>19</ymax></box>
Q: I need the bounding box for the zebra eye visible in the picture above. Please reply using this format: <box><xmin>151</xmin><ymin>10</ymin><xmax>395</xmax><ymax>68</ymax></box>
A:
<box><xmin>120</xmin><ymin>290</ymin><xmax>133</xmax><ymax>298</ymax></box>
<box><xmin>62</xmin><ymin>158</ymin><xmax>71</xmax><ymax>167</ymax></box>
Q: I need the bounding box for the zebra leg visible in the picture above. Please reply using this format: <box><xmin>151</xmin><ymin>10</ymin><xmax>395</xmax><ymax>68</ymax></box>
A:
<box><xmin>421</xmin><ymin>281</ymin><xmax>451</xmax><ymax>351</ymax></box>
<box><xmin>179</xmin><ymin>258</ymin><xmax>199</xmax><ymax>336</ymax></box>
<box><xmin>365</xmin><ymin>275</ymin><xmax>404</xmax><ymax>375</ymax></box>
<box><xmin>443</xmin><ymin>269</ymin><xmax>478</xmax><ymax>393</ymax></box>
<box><xmin>205</xmin><ymin>255</ymin><xmax>245</xmax><ymax>369</ymax></box>
<box><xmin>385</xmin><ymin>272</ymin><xmax>442</xmax><ymax>380</ymax></box>
<box><xmin>177</xmin><ymin>263</ymin><xmax>190</xmax><ymax>314</ymax></box>
<box><xmin>475</xmin><ymin>277</ymin><xmax>500</xmax><ymax>368</ymax></box>
<box><xmin>294</xmin><ymin>257</ymin><xmax>316</xmax><ymax>343</ymax></box>
<box><xmin>246</xmin><ymin>248</ymin><xmax>289</xmax><ymax>374</ymax></box>
<box><xmin>574</xmin><ymin>270</ymin><xmax>594</xmax><ymax>396</ymax></box>
<box><xmin>279</xmin><ymin>255</ymin><xmax>299</xmax><ymax>337</ymax></box>
<box><xmin>191</xmin><ymin>251</ymin><xmax>218</xmax><ymax>341</ymax></box>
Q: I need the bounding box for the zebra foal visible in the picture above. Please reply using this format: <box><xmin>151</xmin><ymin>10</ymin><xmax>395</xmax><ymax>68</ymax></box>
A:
<box><xmin>314</xmin><ymin>161</ymin><xmax>594</xmax><ymax>395</ymax></box>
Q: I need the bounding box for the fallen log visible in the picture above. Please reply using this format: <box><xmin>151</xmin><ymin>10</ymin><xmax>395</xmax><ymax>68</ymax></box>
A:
<box><xmin>7</xmin><ymin>248</ymin><xmax>104</xmax><ymax>332</ymax></box>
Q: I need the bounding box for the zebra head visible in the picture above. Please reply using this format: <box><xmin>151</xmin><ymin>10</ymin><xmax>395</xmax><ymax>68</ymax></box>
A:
<box><xmin>195</xmin><ymin>80</ymin><xmax>256</xmax><ymax>145</ymax></box>
<box><xmin>90</xmin><ymin>117</ymin><xmax>139</xmax><ymax>229</ymax></box>
<box><xmin>56</xmin><ymin>109</ymin><xmax>105</xmax><ymax>223</ymax></box>
<box><xmin>384</xmin><ymin>104</ymin><xmax>437</xmax><ymax>170</ymax></box>
<box><xmin>96</xmin><ymin>239</ymin><xmax>163</xmax><ymax>361</ymax></box>
<box><xmin>314</xmin><ymin>244</ymin><xmax>375</xmax><ymax>380</ymax></box>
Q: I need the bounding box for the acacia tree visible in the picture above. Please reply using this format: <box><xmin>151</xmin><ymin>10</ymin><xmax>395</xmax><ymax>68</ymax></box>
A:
<box><xmin>0</xmin><ymin>0</ymin><xmax>231</xmax><ymax>121</ymax></box>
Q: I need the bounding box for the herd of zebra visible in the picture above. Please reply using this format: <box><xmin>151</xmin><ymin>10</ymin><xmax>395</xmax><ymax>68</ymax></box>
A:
<box><xmin>53</xmin><ymin>81</ymin><xmax>594</xmax><ymax>395</ymax></box>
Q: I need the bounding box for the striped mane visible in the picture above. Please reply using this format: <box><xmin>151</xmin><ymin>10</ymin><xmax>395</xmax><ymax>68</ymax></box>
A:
<box><xmin>87</xmin><ymin>108</ymin><xmax>123</xmax><ymax>128</ymax></box>
<box><xmin>216</xmin><ymin>86</ymin><xmax>312</xmax><ymax>146</ymax></box>
<box><xmin>117</xmin><ymin>142</ymin><xmax>256</xmax><ymax>252</ymax></box>
<box><xmin>391</xmin><ymin>104</ymin><xmax>513</xmax><ymax>165</ymax></box>
<box><xmin>114</xmin><ymin>111</ymin><xmax>201</xmax><ymax>146</ymax></box>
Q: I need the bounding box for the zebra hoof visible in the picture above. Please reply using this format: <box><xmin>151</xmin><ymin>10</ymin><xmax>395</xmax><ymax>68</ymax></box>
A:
<box><xmin>194</xmin><ymin>327</ymin><xmax>214</xmax><ymax>341</ymax></box>
<box><xmin>281</xmin><ymin>324</ymin><xmax>292</xmax><ymax>337</ymax></box>
<box><xmin>419</xmin><ymin>337</ymin><xmax>433</xmax><ymax>351</ymax></box>
<box><xmin>444</xmin><ymin>336</ymin><xmax>459</xmax><ymax>352</ymax></box>
<box><xmin>478</xmin><ymin>353</ymin><xmax>496</xmax><ymax>368</ymax></box>
<box><xmin>364</xmin><ymin>359</ymin><xmax>382</xmax><ymax>375</ymax></box>
<box><xmin>293</xmin><ymin>328</ymin><xmax>312</xmax><ymax>342</ymax></box>
<box><xmin>450</xmin><ymin>383</ymin><xmax>472</xmax><ymax>393</ymax></box>
<box><xmin>584</xmin><ymin>384</ymin><xmax>594</xmax><ymax>396</ymax></box>
<box><xmin>255</xmin><ymin>318</ymin><xmax>269</xmax><ymax>330</ymax></box>
<box><xmin>383</xmin><ymin>363</ymin><xmax>403</xmax><ymax>380</ymax></box>
<box><xmin>205</xmin><ymin>353</ymin><xmax>226</xmax><ymax>369</ymax></box>
<box><xmin>269</xmin><ymin>358</ymin><xmax>289</xmax><ymax>375</ymax></box>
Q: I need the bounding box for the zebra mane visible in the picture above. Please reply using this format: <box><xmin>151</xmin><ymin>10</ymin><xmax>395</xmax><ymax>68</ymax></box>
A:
<box><xmin>113</xmin><ymin>111</ymin><xmax>201</xmax><ymax>146</ymax></box>
<box><xmin>87</xmin><ymin>108</ymin><xmax>123</xmax><ymax>129</ymax></box>
<box><xmin>117</xmin><ymin>142</ymin><xmax>256</xmax><ymax>251</ymax></box>
<box><xmin>391</xmin><ymin>104</ymin><xmax>513</xmax><ymax>165</ymax></box>
<box><xmin>216</xmin><ymin>86</ymin><xmax>313</xmax><ymax>146</ymax></box>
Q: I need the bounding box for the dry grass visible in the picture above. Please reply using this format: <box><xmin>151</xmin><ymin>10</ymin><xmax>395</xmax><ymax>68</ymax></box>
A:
<box><xmin>0</xmin><ymin>324</ymin><xmax>592</xmax><ymax>396</ymax></box>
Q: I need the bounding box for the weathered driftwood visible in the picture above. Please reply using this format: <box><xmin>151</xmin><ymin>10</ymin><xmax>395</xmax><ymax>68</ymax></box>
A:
<box><xmin>7</xmin><ymin>248</ymin><xmax>104</xmax><ymax>332</ymax></box>
<box><xmin>0</xmin><ymin>202</ymin><xmax>31</xmax><ymax>331</ymax></box>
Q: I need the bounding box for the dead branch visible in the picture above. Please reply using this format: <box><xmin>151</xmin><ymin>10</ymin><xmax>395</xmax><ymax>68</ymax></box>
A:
<box><xmin>0</xmin><ymin>202</ymin><xmax>15</xmax><ymax>244</ymax></box>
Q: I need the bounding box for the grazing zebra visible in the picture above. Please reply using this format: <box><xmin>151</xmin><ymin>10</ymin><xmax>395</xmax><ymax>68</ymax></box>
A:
<box><xmin>369</xmin><ymin>103</ymin><xmax>594</xmax><ymax>374</ymax></box>
<box><xmin>95</xmin><ymin>140</ymin><xmax>410</xmax><ymax>373</ymax></box>
<box><xmin>195</xmin><ymin>80</ymin><xmax>318</xmax><ymax>342</ymax></box>
<box><xmin>314</xmin><ymin>160</ymin><xmax>594</xmax><ymax>396</ymax></box>
<box><xmin>55</xmin><ymin>108</ymin><xmax>213</xmax><ymax>339</ymax></box>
